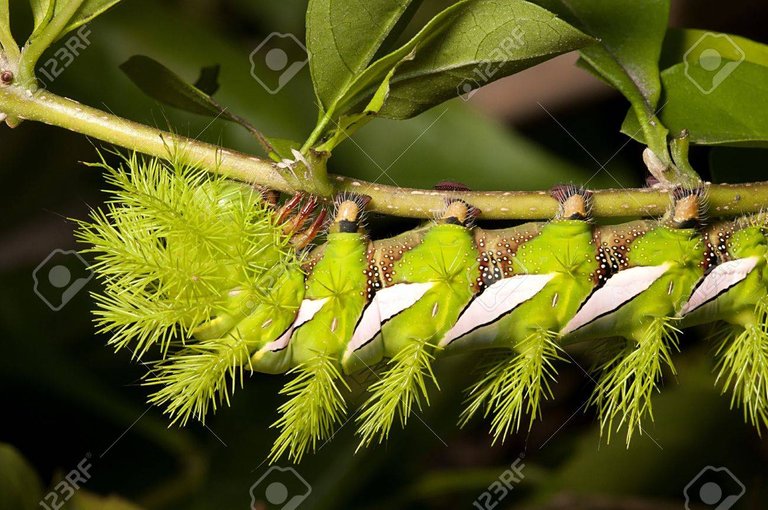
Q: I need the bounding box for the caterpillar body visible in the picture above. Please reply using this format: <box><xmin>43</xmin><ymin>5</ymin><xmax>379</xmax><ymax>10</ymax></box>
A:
<box><xmin>78</xmin><ymin>159</ymin><xmax>768</xmax><ymax>462</ymax></box>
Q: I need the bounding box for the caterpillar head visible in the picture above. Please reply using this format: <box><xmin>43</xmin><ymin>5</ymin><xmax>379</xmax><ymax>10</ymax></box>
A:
<box><xmin>550</xmin><ymin>185</ymin><xmax>592</xmax><ymax>221</ymax></box>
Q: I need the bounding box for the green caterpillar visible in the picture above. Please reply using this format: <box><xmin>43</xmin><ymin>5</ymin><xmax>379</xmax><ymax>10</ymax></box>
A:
<box><xmin>78</xmin><ymin>158</ymin><xmax>768</xmax><ymax>462</ymax></box>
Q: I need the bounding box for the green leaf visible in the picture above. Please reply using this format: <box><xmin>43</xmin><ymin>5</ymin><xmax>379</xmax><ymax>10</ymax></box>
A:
<box><xmin>0</xmin><ymin>443</ymin><xmax>43</xmax><ymax>510</ymax></box>
<box><xmin>60</xmin><ymin>0</ymin><xmax>124</xmax><ymax>35</ymax></box>
<box><xmin>315</xmin><ymin>53</ymin><xmax>411</xmax><ymax>152</ymax></box>
<box><xmin>533</xmin><ymin>0</ymin><xmax>672</xmax><ymax>162</ymax></box>
<box><xmin>30</xmin><ymin>0</ymin><xmax>124</xmax><ymax>39</ymax></box>
<box><xmin>661</xmin><ymin>28</ymin><xmax>768</xmax><ymax>70</ymax></box>
<box><xmin>0</xmin><ymin>0</ymin><xmax>20</xmax><ymax>60</ymax></box>
<box><xmin>536</xmin><ymin>0</ymin><xmax>669</xmax><ymax>110</ymax></box>
<box><xmin>120</xmin><ymin>55</ymin><xmax>274</xmax><ymax>151</ymax></box>
<box><xmin>120</xmin><ymin>55</ymin><xmax>228</xmax><ymax>118</ymax></box>
<box><xmin>302</xmin><ymin>4</ymin><xmax>463</xmax><ymax>149</ymax></box>
<box><xmin>304</xmin><ymin>0</ymin><xmax>591</xmax><ymax>150</ymax></box>
<box><xmin>377</xmin><ymin>0</ymin><xmax>593</xmax><ymax>119</ymax></box>
<box><xmin>29</xmin><ymin>0</ymin><xmax>55</xmax><ymax>33</ymax></box>
<box><xmin>621</xmin><ymin>61</ymin><xmax>768</xmax><ymax>147</ymax></box>
<box><xmin>306</xmin><ymin>0</ymin><xmax>418</xmax><ymax>112</ymax></box>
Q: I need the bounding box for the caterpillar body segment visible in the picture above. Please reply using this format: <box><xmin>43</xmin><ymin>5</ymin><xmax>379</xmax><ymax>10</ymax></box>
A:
<box><xmin>443</xmin><ymin>218</ymin><xmax>598</xmax><ymax>352</ymax></box>
<box><xmin>679</xmin><ymin>221</ymin><xmax>768</xmax><ymax>429</ymax></box>
<box><xmin>681</xmin><ymin>223</ymin><xmax>768</xmax><ymax>326</ymax></box>
<box><xmin>355</xmin><ymin>201</ymin><xmax>481</xmax><ymax>448</ymax></box>
<box><xmin>562</xmin><ymin>224</ymin><xmax>705</xmax><ymax>341</ymax></box>
<box><xmin>451</xmin><ymin>189</ymin><xmax>600</xmax><ymax>437</ymax></box>
<box><xmin>267</xmin><ymin>197</ymin><xmax>376</xmax><ymax>462</ymax></box>
<box><xmin>566</xmin><ymin>189</ymin><xmax>708</xmax><ymax>444</ymax></box>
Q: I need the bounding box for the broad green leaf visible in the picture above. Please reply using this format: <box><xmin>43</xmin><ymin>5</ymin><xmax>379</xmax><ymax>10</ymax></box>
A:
<box><xmin>533</xmin><ymin>0</ymin><xmax>671</xmax><ymax>163</ymax></box>
<box><xmin>0</xmin><ymin>0</ymin><xmax>19</xmax><ymax>59</ymax></box>
<box><xmin>331</xmin><ymin>3</ymin><xmax>466</xmax><ymax>118</ymax></box>
<box><xmin>660</xmin><ymin>28</ymin><xmax>768</xmax><ymax>70</ymax></box>
<box><xmin>61</xmin><ymin>0</ymin><xmax>125</xmax><ymax>35</ymax></box>
<box><xmin>307</xmin><ymin>0</ymin><xmax>418</xmax><ymax>112</ymax></box>
<box><xmin>377</xmin><ymin>0</ymin><xmax>593</xmax><ymax>119</ymax></box>
<box><xmin>30</xmin><ymin>0</ymin><xmax>125</xmax><ymax>39</ymax></box>
<box><xmin>0</xmin><ymin>443</ymin><xmax>43</xmax><ymax>510</ymax></box>
<box><xmin>316</xmin><ymin>53</ymin><xmax>412</xmax><ymax>152</ymax></box>
<box><xmin>302</xmin><ymin>3</ymin><xmax>464</xmax><ymax>149</ymax></box>
<box><xmin>621</xmin><ymin>61</ymin><xmax>768</xmax><ymax>147</ymax></box>
<box><xmin>29</xmin><ymin>0</ymin><xmax>55</xmax><ymax>33</ymax></box>
<box><xmin>536</xmin><ymin>0</ymin><xmax>669</xmax><ymax>111</ymax></box>
<box><xmin>120</xmin><ymin>55</ymin><xmax>231</xmax><ymax>118</ymax></box>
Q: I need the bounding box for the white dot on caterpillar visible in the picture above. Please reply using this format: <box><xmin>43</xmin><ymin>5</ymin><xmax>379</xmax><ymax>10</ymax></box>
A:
<box><xmin>431</xmin><ymin>302</ymin><xmax>439</xmax><ymax>317</ymax></box>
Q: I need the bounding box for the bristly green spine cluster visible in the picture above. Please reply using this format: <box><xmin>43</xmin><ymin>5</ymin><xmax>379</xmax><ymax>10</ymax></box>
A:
<box><xmin>356</xmin><ymin>340</ymin><xmax>438</xmax><ymax>449</ymax></box>
<box><xmin>591</xmin><ymin>317</ymin><xmax>681</xmax><ymax>445</ymax></box>
<box><xmin>716</xmin><ymin>295</ymin><xmax>768</xmax><ymax>430</ymax></box>
<box><xmin>77</xmin><ymin>153</ymin><xmax>298</xmax><ymax>424</ymax></box>
<box><xmin>460</xmin><ymin>331</ymin><xmax>562</xmax><ymax>443</ymax></box>
<box><xmin>270</xmin><ymin>354</ymin><xmax>349</xmax><ymax>463</ymax></box>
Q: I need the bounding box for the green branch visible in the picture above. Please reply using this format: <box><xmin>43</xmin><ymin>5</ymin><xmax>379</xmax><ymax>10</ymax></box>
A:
<box><xmin>2</xmin><ymin>85</ymin><xmax>767</xmax><ymax>220</ymax></box>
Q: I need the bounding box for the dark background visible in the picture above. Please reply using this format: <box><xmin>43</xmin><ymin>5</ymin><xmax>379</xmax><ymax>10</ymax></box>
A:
<box><xmin>1</xmin><ymin>1</ymin><xmax>767</xmax><ymax>508</ymax></box>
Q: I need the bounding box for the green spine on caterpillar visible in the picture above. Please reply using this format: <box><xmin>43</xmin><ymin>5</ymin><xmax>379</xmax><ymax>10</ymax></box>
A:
<box><xmin>355</xmin><ymin>200</ymin><xmax>479</xmax><ymax>449</ymax></box>
<box><xmin>456</xmin><ymin>187</ymin><xmax>598</xmax><ymax>441</ymax></box>
<box><xmin>76</xmin><ymin>155</ymin><xmax>306</xmax><ymax>426</ymax></box>
<box><xmin>269</xmin><ymin>196</ymin><xmax>372</xmax><ymax>462</ymax></box>
<box><xmin>146</xmin><ymin>266</ymin><xmax>305</xmax><ymax>425</ymax></box>
<box><xmin>566</xmin><ymin>188</ymin><xmax>707</xmax><ymax>445</ymax></box>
